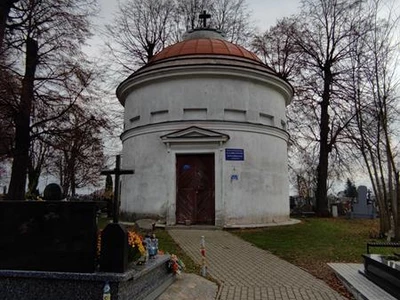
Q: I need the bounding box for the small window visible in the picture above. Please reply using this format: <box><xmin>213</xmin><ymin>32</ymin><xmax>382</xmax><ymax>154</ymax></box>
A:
<box><xmin>183</xmin><ymin>108</ymin><xmax>207</xmax><ymax>120</ymax></box>
<box><xmin>151</xmin><ymin>110</ymin><xmax>168</xmax><ymax>122</ymax></box>
<box><xmin>129</xmin><ymin>115</ymin><xmax>140</xmax><ymax>123</ymax></box>
<box><xmin>225</xmin><ymin>109</ymin><xmax>246</xmax><ymax>121</ymax></box>
<box><xmin>259</xmin><ymin>112</ymin><xmax>274</xmax><ymax>126</ymax></box>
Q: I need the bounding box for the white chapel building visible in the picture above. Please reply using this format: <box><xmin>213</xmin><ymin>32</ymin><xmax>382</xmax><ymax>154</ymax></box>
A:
<box><xmin>116</xmin><ymin>26</ymin><xmax>293</xmax><ymax>227</ymax></box>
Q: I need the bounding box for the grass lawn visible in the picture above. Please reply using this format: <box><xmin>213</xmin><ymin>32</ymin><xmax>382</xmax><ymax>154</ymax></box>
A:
<box><xmin>232</xmin><ymin>218</ymin><xmax>381</xmax><ymax>263</ymax></box>
<box><xmin>232</xmin><ymin>217</ymin><xmax>385</xmax><ymax>298</ymax></box>
<box><xmin>152</xmin><ymin>229</ymin><xmax>201</xmax><ymax>274</ymax></box>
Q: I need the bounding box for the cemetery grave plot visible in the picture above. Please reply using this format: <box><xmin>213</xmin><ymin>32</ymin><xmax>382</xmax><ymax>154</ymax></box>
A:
<box><xmin>0</xmin><ymin>200</ymin><xmax>176</xmax><ymax>300</ymax></box>
<box><xmin>0</xmin><ymin>201</ymin><xmax>98</xmax><ymax>273</ymax></box>
<box><xmin>362</xmin><ymin>253</ymin><xmax>400</xmax><ymax>297</ymax></box>
<box><xmin>361</xmin><ymin>243</ymin><xmax>400</xmax><ymax>298</ymax></box>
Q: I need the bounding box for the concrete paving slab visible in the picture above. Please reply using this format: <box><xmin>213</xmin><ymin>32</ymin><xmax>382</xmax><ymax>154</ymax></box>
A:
<box><xmin>135</xmin><ymin>219</ymin><xmax>156</xmax><ymax>230</ymax></box>
<box><xmin>157</xmin><ymin>273</ymin><xmax>218</xmax><ymax>300</ymax></box>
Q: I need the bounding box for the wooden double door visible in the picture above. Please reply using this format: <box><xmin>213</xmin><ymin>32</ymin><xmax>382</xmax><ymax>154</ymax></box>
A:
<box><xmin>176</xmin><ymin>154</ymin><xmax>215</xmax><ymax>225</ymax></box>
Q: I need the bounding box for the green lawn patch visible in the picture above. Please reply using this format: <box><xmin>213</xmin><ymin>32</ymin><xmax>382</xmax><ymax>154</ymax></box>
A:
<box><xmin>232</xmin><ymin>218</ymin><xmax>382</xmax><ymax>263</ymax></box>
<box><xmin>153</xmin><ymin>229</ymin><xmax>201</xmax><ymax>274</ymax></box>
<box><xmin>97</xmin><ymin>215</ymin><xmax>111</xmax><ymax>230</ymax></box>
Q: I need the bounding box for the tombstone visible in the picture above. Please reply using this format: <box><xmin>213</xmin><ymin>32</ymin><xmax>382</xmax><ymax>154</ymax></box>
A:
<box><xmin>331</xmin><ymin>204</ymin><xmax>338</xmax><ymax>218</ymax></box>
<box><xmin>0</xmin><ymin>201</ymin><xmax>98</xmax><ymax>272</ymax></box>
<box><xmin>43</xmin><ymin>183</ymin><xmax>63</xmax><ymax>200</ymax></box>
<box><xmin>351</xmin><ymin>185</ymin><xmax>376</xmax><ymax>218</ymax></box>
<box><xmin>0</xmin><ymin>201</ymin><xmax>175</xmax><ymax>300</ymax></box>
<box><xmin>99</xmin><ymin>223</ymin><xmax>129</xmax><ymax>273</ymax></box>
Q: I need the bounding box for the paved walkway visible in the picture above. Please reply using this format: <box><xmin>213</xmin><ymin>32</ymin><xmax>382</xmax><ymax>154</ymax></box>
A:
<box><xmin>158</xmin><ymin>273</ymin><xmax>219</xmax><ymax>300</ymax></box>
<box><xmin>168</xmin><ymin>229</ymin><xmax>345</xmax><ymax>300</ymax></box>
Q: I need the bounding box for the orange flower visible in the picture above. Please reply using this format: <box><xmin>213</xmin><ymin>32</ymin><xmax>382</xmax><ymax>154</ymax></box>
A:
<box><xmin>97</xmin><ymin>230</ymin><xmax>146</xmax><ymax>260</ymax></box>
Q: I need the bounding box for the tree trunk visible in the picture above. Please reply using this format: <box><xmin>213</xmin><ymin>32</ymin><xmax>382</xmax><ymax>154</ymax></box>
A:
<box><xmin>61</xmin><ymin>151</ymin><xmax>70</xmax><ymax>197</ymax></box>
<box><xmin>71</xmin><ymin>162</ymin><xmax>76</xmax><ymax>197</ymax></box>
<box><xmin>27</xmin><ymin>165</ymin><xmax>40</xmax><ymax>198</ymax></box>
<box><xmin>395</xmin><ymin>172</ymin><xmax>400</xmax><ymax>241</ymax></box>
<box><xmin>315</xmin><ymin>65</ymin><xmax>331</xmax><ymax>217</ymax></box>
<box><xmin>68</xmin><ymin>150</ymin><xmax>77</xmax><ymax>197</ymax></box>
<box><xmin>7</xmin><ymin>37</ymin><xmax>38</xmax><ymax>200</ymax></box>
<box><xmin>377</xmin><ymin>195</ymin><xmax>391</xmax><ymax>236</ymax></box>
<box><xmin>370</xmin><ymin>149</ymin><xmax>391</xmax><ymax>235</ymax></box>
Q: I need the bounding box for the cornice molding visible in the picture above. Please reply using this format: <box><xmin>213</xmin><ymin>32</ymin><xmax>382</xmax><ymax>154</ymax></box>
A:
<box><xmin>121</xmin><ymin>121</ymin><xmax>290</xmax><ymax>143</ymax></box>
<box><xmin>116</xmin><ymin>59</ymin><xmax>293</xmax><ymax>106</ymax></box>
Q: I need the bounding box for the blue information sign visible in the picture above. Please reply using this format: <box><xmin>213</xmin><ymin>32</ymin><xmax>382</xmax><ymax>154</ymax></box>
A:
<box><xmin>225</xmin><ymin>148</ymin><xmax>244</xmax><ymax>161</ymax></box>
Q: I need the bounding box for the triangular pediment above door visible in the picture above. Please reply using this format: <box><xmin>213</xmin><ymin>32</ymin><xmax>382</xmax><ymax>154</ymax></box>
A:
<box><xmin>160</xmin><ymin>126</ymin><xmax>230</xmax><ymax>144</ymax></box>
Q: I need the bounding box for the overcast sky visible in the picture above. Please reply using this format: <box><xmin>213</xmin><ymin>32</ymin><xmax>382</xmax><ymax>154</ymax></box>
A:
<box><xmin>96</xmin><ymin>0</ymin><xmax>301</xmax><ymax>28</ymax></box>
<box><xmin>86</xmin><ymin>0</ymin><xmax>302</xmax><ymax>54</ymax></box>
<box><xmin>248</xmin><ymin>0</ymin><xmax>301</xmax><ymax>29</ymax></box>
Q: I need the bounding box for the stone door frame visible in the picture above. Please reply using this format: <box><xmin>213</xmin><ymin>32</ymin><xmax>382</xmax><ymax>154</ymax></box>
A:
<box><xmin>175</xmin><ymin>153</ymin><xmax>215</xmax><ymax>225</ymax></box>
<box><xmin>161</xmin><ymin>126</ymin><xmax>228</xmax><ymax>226</ymax></box>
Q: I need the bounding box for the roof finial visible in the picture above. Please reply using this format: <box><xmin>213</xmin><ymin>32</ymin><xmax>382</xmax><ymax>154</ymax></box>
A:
<box><xmin>199</xmin><ymin>10</ymin><xmax>211</xmax><ymax>28</ymax></box>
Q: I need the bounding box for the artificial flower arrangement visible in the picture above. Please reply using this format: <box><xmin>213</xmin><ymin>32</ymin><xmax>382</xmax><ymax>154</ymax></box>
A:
<box><xmin>97</xmin><ymin>230</ymin><xmax>146</xmax><ymax>263</ymax></box>
<box><xmin>168</xmin><ymin>254</ymin><xmax>185</xmax><ymax>275</ymax></box>
<box><xmin>127</xmin><ymin>231</ymin><xmax>146</xmax><ymax>261</ymax></box>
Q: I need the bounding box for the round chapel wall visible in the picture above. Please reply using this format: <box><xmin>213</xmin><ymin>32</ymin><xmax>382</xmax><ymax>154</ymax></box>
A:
<box><xmin>117</xmin><ymin>38</ymin><xmax>293</xmax><ymax>227</ymax></box>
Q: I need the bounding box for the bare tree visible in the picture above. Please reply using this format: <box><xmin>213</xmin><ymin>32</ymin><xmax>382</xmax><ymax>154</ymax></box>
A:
<box><xmin>104</xmin><ymin>0</ymin><xmax>176</xmax><ymax>75</ymax></box>
<box><xmin>293</xmin><ymin>0</ymin><xmax>366</xmax><ymax>216</ymax></box>
<box><xmin>288</xmin><ymin>135</ymin><xmax>342</xmax><ymax>203</ymax></box>
<box><xmin>251</xmin><ymin>17</ymin><xmax>302</xmax><ymax>81</ymax></box>
<box><xmin>50</xmin><ymin>108</ymin><xmax>106</xmax><ymax>197</ymax></box>
<box><xmin>104</xmin><ymin>0</ymin><xmax>254</xmax><ymax>77</ymax></box>
<box><xmin>289</xmin><ymin>145</ymin><xmax>319</xmax><ymax>205</ymax></box>
<box><xmin>209</xmin><ymin>0</ymin><xmax>253</xmax><ymax>45</ymax></box>
<box><xmin>0</xmin><ymin>0</ymin><xmax>19</xmax><ymax>51</ymax></box>
<box><xmin>0</xmin><ymin>68</ymin><xmax>18</xmax><ymax>160</ymax></box>
<box><xmin>253</xmin><ymin>0</ymin><xmax>366</xmax><ymax>216</ymax></box>
<box><xmin>7</xmin><ymin>35</ymin><xmax>39</xmax><ymax>200</ymax></box>
<box><xmin>26</xmin><ymin>138</ymin><xmax>49</xmax><ymax>199</ymax></box>
<box><xmin>4</xmin><ymin>0</ymin><xmax>98</xmax><ymax>200</ymax></box>
<box><xmin>346</xmin><ymin>0</ymin><xmax>400</xmax><ymax>238</ymax></box>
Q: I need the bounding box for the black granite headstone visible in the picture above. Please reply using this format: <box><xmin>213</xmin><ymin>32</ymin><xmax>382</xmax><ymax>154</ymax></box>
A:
<box><xmin>100</xmin><ymin>223</ymin><xmax>129</xmax><ymax>273</ymax></box>
<box><xmin>43</xmin><ymin>183</ymin><xmax>63</xmax><ymax>200</ymax></box>
<box><xmin>363</xmin><ymin>254</ymin><xmax>400</xmax><ymax>297</ymax></box>
<box><xmin>0</xmin><ymin>201</ymin><xmax>98</xmax><ymax>273</ymax></box>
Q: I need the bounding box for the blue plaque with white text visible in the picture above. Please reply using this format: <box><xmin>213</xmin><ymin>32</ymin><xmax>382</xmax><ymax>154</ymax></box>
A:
<box><xmin>225</xmin><ymin>148</ymin><xmax>244</xmax><ymax>161</ymax></box>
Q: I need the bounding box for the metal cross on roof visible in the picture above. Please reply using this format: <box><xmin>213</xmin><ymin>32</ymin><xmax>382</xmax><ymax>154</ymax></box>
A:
<box><xmin>199</xmin><ymin>10</ymin><xmax>211</xmax><ymax>27</ymax></box>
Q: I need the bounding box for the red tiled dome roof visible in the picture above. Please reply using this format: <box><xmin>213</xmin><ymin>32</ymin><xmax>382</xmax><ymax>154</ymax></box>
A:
<box><xmin>150</xmin><ymin>38</ymin><xmax>261</xmax><ymax>63</ymax></box>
